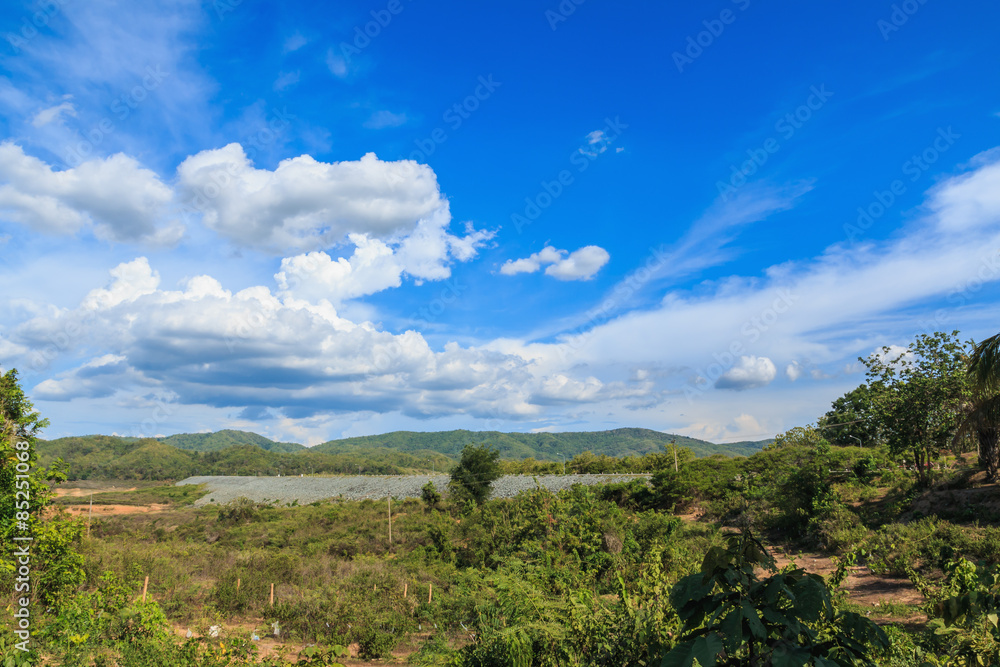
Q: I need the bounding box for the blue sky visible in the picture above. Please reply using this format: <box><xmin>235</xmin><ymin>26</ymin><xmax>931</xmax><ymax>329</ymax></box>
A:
<box><xmin>1</xmin><ymin>0</ymin><xmax>999</xmax><ymax>445</ymax></box>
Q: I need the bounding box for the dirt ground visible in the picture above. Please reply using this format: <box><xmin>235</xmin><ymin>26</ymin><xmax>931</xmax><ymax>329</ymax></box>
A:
<box><xmin>53</xmin><ymin>485</ymin><xmax>138</xmax><ymax>497</ymax></box>
<box><xmin>770</xmin><ymin>546</ymin><xmax>927</xmax><ymax>624</ymax></box>
<box><xmin>169</xmin><ymin>622</ymin><xmax>462</xmax><ymax>665</ymax></box>
<box><xmin>61</xmin><ymin>502</ymin><xmax>171</xmax><ymax>515</ymax></box>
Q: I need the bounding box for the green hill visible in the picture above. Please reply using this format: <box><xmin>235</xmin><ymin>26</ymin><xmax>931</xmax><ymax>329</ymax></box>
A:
<box><xmin>36</xmin><ymin>435</ymin><xmax>454</xmax><ymax>480</ymax></box>
<box><xmin>36</xmin><ymin>428</ymin><xmax>770</xmax><ymax>481</ymax></box>
<box><xmin>36</xmin><ymin>436</ymin><xmax>198</xmax><ymax>479</ymax></box>
<box><xmin>311</xmin><ymin>427</ymin><xmax>767</xmax><ymax>461</ymax></box>
<box><xmin>159</xmin><ymin>429</ymin><xmax>305</xmax><ymax>453</ymax></box>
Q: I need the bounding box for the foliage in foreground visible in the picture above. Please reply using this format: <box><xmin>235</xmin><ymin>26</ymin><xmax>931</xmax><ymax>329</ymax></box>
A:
<box><xmin>663</xmin><ymin>531</ymin><xmax>888</xmax><ymax>666</ymax></box>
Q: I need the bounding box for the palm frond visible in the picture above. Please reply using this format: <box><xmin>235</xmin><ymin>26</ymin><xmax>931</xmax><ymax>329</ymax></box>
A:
<box><xmin>969</xmin><ymin>333</ymin><xmax>1000</xmax><ymax>393</ymax></box>
<box><xmin>953</xmin><ymin>393</ymin><xmax>1000</xmax><ymax>481</ymax></box>
<box><xmin>953</xmin><ymin>394</ymin><xmax>1000</xmax><ymax>443</ymax></box>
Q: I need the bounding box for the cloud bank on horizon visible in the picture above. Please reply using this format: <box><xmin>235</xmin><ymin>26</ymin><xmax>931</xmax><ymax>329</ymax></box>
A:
<box><xmin>0</xmin><ymin>0</ymin><xmax>998</xmax><ymax>446</ymax></box>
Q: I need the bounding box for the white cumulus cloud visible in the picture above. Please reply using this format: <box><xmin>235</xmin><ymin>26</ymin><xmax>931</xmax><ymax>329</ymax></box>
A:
<box><xmin>176</xmin><ymin>144</ymin><xmax>447</xmax><ymax>254</ymax></box>
<box><xmin>546</xmin><ymin>246</ymin><xmax>611</xmax><ymax>281</ymax></box>
<box><xmin>0</xmin><ymin>143</ymin><xmax>181</xmax><ymax>244</ymax></box>
<box><xmin>275</xmin><ymin>237</ymin><xmax>403</xmax><ymax>304</ymax></box>
<box><xmin>500</xmin><ymin>245</ymin><xmax>609</xmax><ymax>281</ymax></box>
<box><xmin>715</xmin><ymin>356</ymin><xmax>777</xmax><ymax>390</ymax></box>
<box><xmin>786</xmin><ymin>361</ymin><xmax>803</xmax><ymax>381</ymax></box>
<box><xmin>11</xmin><ymin>258</ymin><xmax>617</xmax><ymax>423</ymax></box>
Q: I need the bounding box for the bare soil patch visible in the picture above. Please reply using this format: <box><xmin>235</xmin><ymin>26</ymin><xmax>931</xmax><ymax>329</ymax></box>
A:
<box><xmin>769</xmin><ymin>546</ymin><xmax>927</xmax><ymax>625</ymax></box>
<box><xmin>54</xmin><ymin>486</ymin><xmax>137</xmax><ymax>498</ymax></box>
<box><xmin>61</xmin><ymin>503</ymin><xmax>170</xmax><ymax>515</ymax></box>
<box><xmin>169</xmin><ymin>622</ymin><xmax>457</xmax><ymax>665</ymax></box>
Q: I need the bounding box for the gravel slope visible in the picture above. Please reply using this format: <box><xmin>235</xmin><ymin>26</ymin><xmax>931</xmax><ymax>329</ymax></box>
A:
<box><xmin>176</xmin><ymin>473</ymin><xmax>650</xmax><ymax>506</ymax></box>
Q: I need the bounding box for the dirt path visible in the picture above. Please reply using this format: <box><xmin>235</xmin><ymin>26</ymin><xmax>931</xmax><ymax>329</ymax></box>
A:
<box><xmin>170</xmin><ymin>623</ymin><xmax>450</xmax><ymax>665</ymax></box>
<box><xmin>54</xmin><ymin>486</ymin><xmax>138</xmax><ymax>497</ymax></box>
<box><xmin>61</xmin><ymin>503</ymin><xmax>170</xmax><ymax>515</ymax></box>
<box><xmin>770</xmin><ymin>547</ymin><xmax>926</xmax><ymax>623</ymax></box>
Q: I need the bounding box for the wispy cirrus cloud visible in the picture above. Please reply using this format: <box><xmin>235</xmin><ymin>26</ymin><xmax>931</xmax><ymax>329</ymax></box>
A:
<box><xmin>363</xmin><ymin>110</ymin><xmax>408</xmax><ymax>129</ymax></box>
<box><xmin>31</xmin><ymin>100</ymin><xmax>76</xmax><ymax>127</ymax></box>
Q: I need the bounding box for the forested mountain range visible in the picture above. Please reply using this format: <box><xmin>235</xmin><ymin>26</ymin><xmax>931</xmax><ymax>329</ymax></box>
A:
<box><xmin>310</xmin><ymin>427</ymin><xmax>766</xmax><ymax>459</ymax></box>
<box><xmin>35</xmin><ymin>428</ymin><xmax>770</xmax><ymax>480</ymax></box>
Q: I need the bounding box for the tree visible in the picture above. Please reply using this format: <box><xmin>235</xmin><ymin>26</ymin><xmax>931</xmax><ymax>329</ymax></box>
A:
<box><xmin>953</xmin><ymin>332</ymin><xmax>1000</xmax><ymax>480</ymax></box>
<box><xmin>1</xmin><ymin>368</ymin><xmax>51</xmax><ymax>534</ymax></box>
<box><xmin>1</xmin><ymin>368</ymin><xmax>84</xmax><ymax>610</ymax></box>
<box><xmin>449</xmin><ymin>444</ymin><xmax>502</xmax><ymax>506</ymax></box>
<box><xmin>817</xmin><ymin>384</ymin><xmax>881</xmax><ymax>447</ymax></box>
<box><xmin>861</xmin><ymin>331</ymin><xmax>971</xmax><ymax>487</ymax></box>
<box><xmin>968</xmin><ymin>331</ymin><xmax>1000</xmax><ymax>393</ymax></box>
<box><xmin>421</xmin><ymin>480</ymin><xmax>441</xmax><ymax>509</ymax></box>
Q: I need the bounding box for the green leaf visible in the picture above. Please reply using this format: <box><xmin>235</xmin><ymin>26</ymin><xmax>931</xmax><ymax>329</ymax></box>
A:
<box><xmin>812</xmin><ymin>657</ymin><xmax>841</xmax><ymax>667</ymax></box>
<box><xmin>837</xmin><ymin>611</ymin><xmax>890</xmax><ymax>651</ymax></box>
<box><xmin>789</xmin><ymin>576</ymin><xmax>829</xmax><ymax>622</ymax></box>
<box><xmin>718</xmin><ymin>608</ymin><xmax>743</xmax><ymax>654</ymax></box>
<box><xmin>660</xmin><ymin>634</ymin><xmax>724</xmax><ymax>667</ymax></box>
<box><xmin>762</xmin><ymin>605</ymin><xmax>793</xmax><ymax>630</ymax></box>
<box><xmin>741</xmin><ymin>600</ymin><xmax>767</xmax><ymax>640</ymax></box>
<box><xmin>701</xmin><ymin>546</ymin><xmax>731</xmax><ymax>581</ymax></box>
<box><xmin>770</xmin><ymin>644</ymin><xmax>812</xmax><ymax>667</ymax></box>
<box><xmin>671</xmin><ymin>573</ymin><xmax>715</xmax><ymax>622</ymax></box>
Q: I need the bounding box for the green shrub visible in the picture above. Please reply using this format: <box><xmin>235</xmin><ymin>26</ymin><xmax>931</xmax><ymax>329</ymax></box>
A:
<box><xmin>421</xmin><ymin>481</ymin><xmax>442</xmax><ymax>509</ymax></box>
<box><xmin>217</xmin><ymin>496</ymin><xmax>271</xmax><ymax>525</ymax></box>
<box><xmin>815</xmin><ymin>505</ymin><xmax>870</xmax><ymax>553</ymax></box>
<box><xmin>409</xmin><ymin>633</ymin><xmax>456</xmax><ymax>665</ymax></box>
<box><xmin>596</xmin><ymin>479</ymin><xmax>654</xmax><ymax>511</ymax></box>
<box><xmin>853</xmin><ymin>453</ymin><xmax>880</xmax><ymax>483</ymax></box>
<box><xmin>212</xmin><ymin>551</ymin><xmax>301</xmax><ymax>614</ymax></box>
<box><xmin>355</xmin><ymin>626</ymin><xmax>397</xmax><ymax>660</ymax></box>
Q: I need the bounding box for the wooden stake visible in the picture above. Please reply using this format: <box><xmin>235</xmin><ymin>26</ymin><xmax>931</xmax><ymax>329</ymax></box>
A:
<box><xmin>270</xmin><ymin>583</ymin><xmax>274</xmax><ymax>606</ymax></box>
<box><xmin>428</xmin><ymin>583</ymin><xmax>432</xmax><ymax>603</ymax></box>
<box><xmin>141</xmin><ymin>576</ymin><xmax>149</xmax><ymax>602</ymax></box>
<box><xmin>236</xmin><ymin>578</ymin><xmax>241</xmax><ymax>592</ymax></box>
<box><xmin>387</xmin><ymin>493</ymin><xmax>392</xmax><ymax>546</ymax></box>
<box><xmin>403</xmin><ymin>582</ymin><xmax>408</xmax><ymax>598</ymax></box>
<box><xmin>87</xmin><ymin>493</ymin><xmax>93</xmax><ymax>538</ymax></box>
